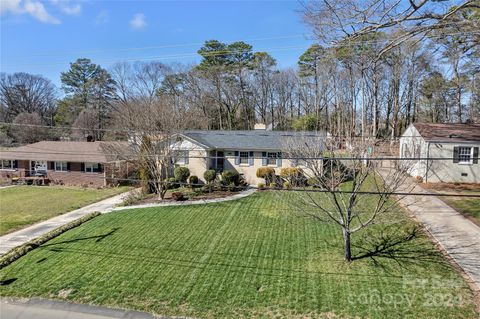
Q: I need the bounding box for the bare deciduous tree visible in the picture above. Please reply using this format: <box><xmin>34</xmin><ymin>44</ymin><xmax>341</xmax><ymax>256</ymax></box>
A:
<box><xmin>283</xmin><ymin>136</ymin><xmax>413</xmax><ymax>262</ymax></box>
<box><xmin>0</xmin><ymin>72</ymin><xmax>57</xmax><ymax>123</ymax></box>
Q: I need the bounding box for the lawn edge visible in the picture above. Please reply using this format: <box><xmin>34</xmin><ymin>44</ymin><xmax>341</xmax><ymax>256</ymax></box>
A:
<box><xmin>0</xmin><ymin>186</ymin><xmax>131</xmax><ymax>236</ymax></box>
<box><xmin>0</xmin><ymin>211</ymin><xmax>100</xmax><ymax>270</ymax></box>
<box><xmin>395</xmin><ymin>198</ymin><xmax>480</xmax><ymax>314</ymax></box>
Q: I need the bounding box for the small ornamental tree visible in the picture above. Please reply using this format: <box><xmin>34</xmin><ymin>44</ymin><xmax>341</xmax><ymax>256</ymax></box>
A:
<box><xmin>174</xmin><ymin>167</ymin><xmax>190</xmax><ymax>184</ymax></box>
<box><xmin>256</xmin><ymin>167</ymin><xmax>275</xmax><ymax>185</ymax></box>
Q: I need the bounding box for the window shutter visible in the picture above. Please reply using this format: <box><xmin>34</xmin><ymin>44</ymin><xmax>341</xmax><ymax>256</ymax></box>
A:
<box><xmin>248</xmin><ymin>151</ymin><xmax>254</xmax><ymax>166</ymax></box>
<box><xmin>13</xmin><ymin>160</ymin><xmax>18</xmax><ymax>169</ymax></box>
<box><xmin>234</xmin><ymin>151</ymin><xmax>240</xmax><ymax>165</ymax></box>
<box><xmin>453</xmin><ymin>147</ymin><xmax>459</xmax><ymax>163</ymax></box>
<box><xmin>81</xmin><ymin>163</ymin><xmax>85</xmax><ymax>172</ymax></box>
<box><xmin>184</xmin><ymin>151</ymin><xmax>189</xmax><ymax>164</ymax></box>
<box><xmin>262</xmin><ymin>152</ymin><xmax>267</xmax><ymax>166</ymax></box>
<box><xmin>66</xmin><ymin>162</ymin><xmax>71</xmax><ymax>171</ymax></box>
<box><xmin>473</xmin><ymin>147</ymin><xmax>479</xmax><ymax>164</ymax></box>
<box><xmin>276</xmin><ymin>152</ymin><xmax>282</xmax><ymax>167</ymax></box>
<box><xmin>49</xmin><ymin>162</ymin><xmax>54</xmax><ymax>170</ymax></box>
<box><xmin>97</xmin><ymin>164</ymin><xmax>103</xmax><ymax>173</ymax></box>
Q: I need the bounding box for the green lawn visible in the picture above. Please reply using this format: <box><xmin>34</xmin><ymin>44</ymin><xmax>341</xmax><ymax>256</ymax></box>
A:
<box><xmin>0</xmin><ymin>191</ymin><xmax>477</xmax><ymax>318</ymax></box>
<box><xmin>0</xmin><ymin>185</ymin><xmax>131</xmax><ymax>235</ymax></box>
<box><xmin>443</xmin><ymin>198</ymin><xmax>480</xmax><ymax>225</ymax></box>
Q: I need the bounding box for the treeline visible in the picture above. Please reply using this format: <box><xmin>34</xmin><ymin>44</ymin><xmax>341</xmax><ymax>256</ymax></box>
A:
<box><xmin>0</xmin><ymin>5</ymin><xmax>478</xmax><ymax>145</ymax></box>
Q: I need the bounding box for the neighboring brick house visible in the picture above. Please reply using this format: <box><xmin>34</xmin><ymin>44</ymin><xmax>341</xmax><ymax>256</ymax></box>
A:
<box><xmin>400</xmin><ymin>123</ymin><xmax>480</xmax><ymax>183</ymax></box>
<box><xmin>0</xmin><ymin>141</ymin><xmax>131</xmax><ymax>187</ymax></box>
<box><xmin>169</xmin><ymin>129</ymin><xmax>327</xmax><ymax>185</ymax></box>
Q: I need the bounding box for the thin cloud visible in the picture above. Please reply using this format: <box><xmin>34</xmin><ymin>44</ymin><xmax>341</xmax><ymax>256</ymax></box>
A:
<box><xmin>130</xmin><ymin>13</ymin><xmax>146</xmax><ymax>30</ymax></box>
<box><xmin>94</xmin><ymin>10</ymin><xmax>109</xmax><ymax>25</ymax></box>
<box><xmin>60</xmin><ymin>3</ymin><xmax>81</xmax><ymax>16</ymax></box>
<box><xmin>1</xmin><ymin>0</ymin><xmax>60</xmax><ymax>24</ymax></box>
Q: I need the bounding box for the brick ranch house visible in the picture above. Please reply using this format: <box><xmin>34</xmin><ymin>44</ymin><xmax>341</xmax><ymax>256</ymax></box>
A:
<box><xmin>0</xmin><ymin>141</ymin><xmax>131</xmax><ymax>187</ymax></box>
<box><xmin>168</xmin><ymin>129</ymin><xmax>327</xmax><ymax>185</ymax></box>
<box><xmin>400</xmin><ymin>123</ymin><xmax>480</xmax><ymax>183</ymax></box>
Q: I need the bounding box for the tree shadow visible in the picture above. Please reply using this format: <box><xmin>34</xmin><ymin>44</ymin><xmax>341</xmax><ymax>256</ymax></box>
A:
<box><xmin>351</xmin><ymin>226</ymin><xmax>449</xmax><ymax>271</ymax></box>
<box><xmin>41</xmin><ymin>228</ymin><xmax>120</xmax><ymax>247</ymax></box>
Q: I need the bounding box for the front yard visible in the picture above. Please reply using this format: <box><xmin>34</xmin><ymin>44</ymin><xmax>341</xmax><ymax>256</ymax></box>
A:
<box><xmin>0</xmin><ymin>185</ymin><xmax>131</xmax><ymax>235</ymax></box>
<box><xmin>0</xmin><ymin>191</ymin><xmax>476</xmax><ymax>318</ymax></box>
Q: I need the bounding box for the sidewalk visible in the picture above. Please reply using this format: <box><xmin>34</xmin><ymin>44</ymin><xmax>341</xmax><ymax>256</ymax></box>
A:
<box><xmin>0</xmin><ymin>190</ymin><xmax>133</xmax><ymax>255</ymax></box>
<box><xmin>0</xmin><ymin>298</ymin><xmax>164</xmax><ymax>319</ymax></box>
<box><xmin>379</xmin><ymin>168</ymin><xmax>480</xmax><ymax>291</ymax></box>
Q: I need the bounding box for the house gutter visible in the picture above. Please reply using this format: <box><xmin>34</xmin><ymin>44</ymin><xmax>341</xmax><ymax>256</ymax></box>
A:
<box><xmin>425</xmin><ymin>141</ymin><xmax>430</xmax><ymax>183</ymax></box>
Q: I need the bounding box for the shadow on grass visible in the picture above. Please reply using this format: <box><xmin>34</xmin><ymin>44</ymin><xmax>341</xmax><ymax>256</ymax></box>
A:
<box><xmin>351</xmin><ymin>226</ymin><xmax>450</xmax><ymax>272</ymax></box>
<box><xmin>41</xmin><ymin>228</ymin><xmax>120</xmax><ymax>248</ymax></box>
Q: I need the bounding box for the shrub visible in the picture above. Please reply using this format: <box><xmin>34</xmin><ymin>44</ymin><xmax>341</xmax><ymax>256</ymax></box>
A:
<box><xmin>270</xmin><ymin>182</ymin><xmax>277</xmax><ymax>189</ymax></box>
<box><xmin>221</xmin><ymin>170</ymin><xmax>240</xmax><ymax>186</ymax></box>
<box><xmin>122</xmin><ymin>189</ymin><xmax>146</xmax><ymax>206</ymax></box>
<box><xmin>174</xmin><ymin>167</ymin><xmax>190</xmax><ymax>184</ymax></box>
<box><xmin>280</xmin><ymin>167</ymin><xmax>304</xmax><ymax>187</ymax></box>
<box><xmin>171</xmin><ymin>192</ymin><xmax>185</xmax><ymax>201</ymax></box>
<box><xmin>258</xmin><ymin>182</ymin><xmax>265</xmax><ymax>189</ymax></box>
<box><xmin>167</xmin><ymin>177</ymin><xmax>179</xmax><ymax>189</ymax></box>
<box><xmin>307</xmin><ymin>177</ymin><xmax>319</xmax><ymax>187</ymax></box>
<box><xmin>283</xmin><ymin>181</ymin><xmax>290</xmax><ymax>189</ymax></box>
<box><xmin>256</xmin><ymin>167</ymin><xmax>275</xmax><ymax>185</ymax></box>
<box><xmin>189</xmin><ymin>175</ymin><xmax>199</xmax><ymax>187</ymax></box>
<box><xmin>204</xmin><ymin>169</ymin><xmax>217</xmax><ymax>183</ymax></box>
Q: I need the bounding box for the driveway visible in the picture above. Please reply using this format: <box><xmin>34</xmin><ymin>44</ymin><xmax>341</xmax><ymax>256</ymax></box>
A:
<box><xmin>0</xmin><ymin>298</ymin><xmax>163</xmax><ymax>319</ymax></box>
<box><xmin>379</xmin><ymin>167</ymin><xmax>480</xmax><ymax>291</ymax></box>
<box><xmin>0</xmin><ymin>190</ymin><xmax>134</xmax><ymax>255</ymax></box>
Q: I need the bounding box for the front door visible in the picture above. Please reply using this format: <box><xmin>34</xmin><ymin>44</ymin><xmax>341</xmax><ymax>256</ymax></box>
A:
<box><xmin>31</xmin><ymin>160</ymin><xmax>47</xmax><ymax>173</ymax></box>
<box><xmin>216</xmin><ymin>151</ymin><xmax>224</xmax><ymax>172</ymax></box>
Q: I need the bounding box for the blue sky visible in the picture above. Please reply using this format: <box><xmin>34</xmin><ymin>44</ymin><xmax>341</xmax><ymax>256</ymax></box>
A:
<box><xmin>1</xmin><ymin>0</ymin><xmax>314</xmax><ymax>86</ymax></box>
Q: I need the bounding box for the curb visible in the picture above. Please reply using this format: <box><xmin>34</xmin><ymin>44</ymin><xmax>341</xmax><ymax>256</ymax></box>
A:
<box><xmin>0</xmin><ymin>297</ymin><xmax>178</xmax><ymax>319</ymax></box>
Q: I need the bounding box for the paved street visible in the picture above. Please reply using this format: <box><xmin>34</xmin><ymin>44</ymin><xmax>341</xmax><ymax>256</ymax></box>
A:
<box><xmin>0</xmin><ymin>298</ymin><xmax>162</xmax><ymax>319</ymax></box>
<box><xmin>380</xmin><ymin>167</ymin><xmax>480</xmax><ymax>291</ymax></box>
<box><xmin>0</xmin><ymin>190</ymin><xmax>134</xmax><ymax>255</ymax></box>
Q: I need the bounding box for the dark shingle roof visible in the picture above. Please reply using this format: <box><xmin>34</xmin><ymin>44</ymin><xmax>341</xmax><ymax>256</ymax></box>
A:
<box><xmin>412</xmin><ymin>123</ymin><xmax>480</xmax><ymax>143</ymax></box>
<box><xmin>0</xmin><ymin>141</ymin><xmax>127</xmax><ymax>162</ymax></box>
<box><xmin>181</xmin><ymin>130</ymin><xmax>327</xmax><ymax>151</ymax></box>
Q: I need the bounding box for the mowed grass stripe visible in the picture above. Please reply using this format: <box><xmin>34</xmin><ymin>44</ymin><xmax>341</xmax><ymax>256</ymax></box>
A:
<box><xmin>0</xmin><ymin>191</ymin><xmax>477</xmax><ymax>318</ymax></box>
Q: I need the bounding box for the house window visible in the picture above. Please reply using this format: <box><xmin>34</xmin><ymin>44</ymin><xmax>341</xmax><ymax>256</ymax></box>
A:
<box><xmin>267</xmin><ymin>152</ymin><xmax>277</xmax><ymax>165</ymax></box>
<box><xmin>174</xmin><ymin>150</ymin><xmax>189</xmax><ymax>165</ymax></box>
<box><xmin>458</xmin><ymin>147</ymin><xmax>473</xmax><ymax>164</ymax></box>
<box><xmin>239</xmin><ymin>151</ymin><xmax>249</xmax><ymax>164</ymax></box>
<box><xmin>0</xmin><ymin>160</ymin><xmax>13</xmax><ymax>170</ymax></box>
<box><xmin>55</xmin><ymin>161</ymin><xmax>68</xmax><ymax>172</ymax></box>
<box><xmin>85</xmin><ymin>162</ymin><xmax>100</xmax><ymax>173</ymax></box>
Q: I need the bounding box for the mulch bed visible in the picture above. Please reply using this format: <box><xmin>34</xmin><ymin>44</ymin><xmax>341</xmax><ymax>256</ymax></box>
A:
<box><xmin>129</xmin><ymin>189</ymin><xmax>244</xmax><ymax>205</ymax></box>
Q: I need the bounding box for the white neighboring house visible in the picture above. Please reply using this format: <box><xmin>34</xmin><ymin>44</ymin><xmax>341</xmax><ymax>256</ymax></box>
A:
<box><xmin>400</xmin><ymin>123</ymin><xmax>480</xmax><ymax>183</ymax></box>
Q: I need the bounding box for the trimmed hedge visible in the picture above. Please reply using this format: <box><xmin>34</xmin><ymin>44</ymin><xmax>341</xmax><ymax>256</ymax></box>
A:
<box><xmin>174</xmin><ymin>167</ymin><xmax>190</xmax><ymax>184</ymax></box>
<box><xmin>0</xmin><ymin>211</ymin><xmax>101</xmax><ymax>270</ymax></box>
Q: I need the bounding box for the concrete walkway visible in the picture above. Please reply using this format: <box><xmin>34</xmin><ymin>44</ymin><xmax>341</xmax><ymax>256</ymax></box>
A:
<box><xmin>380</xmin><ymin>168</ymin><xmax>480</xmax><ymax>291</ymax></box>
<box><xmin>113</xmin><ymin>188</ymin><xmax>256</xmax><ymax>211</ymax></box>
<box><xmin>0</xmin><ymin>298</ymin><xmax>166</xmax><ymax>319</ymax></box>
<box><xmin>0</xmin><ymin>190</ymin><xmax>134</xmax><ymax>255</ymax></box>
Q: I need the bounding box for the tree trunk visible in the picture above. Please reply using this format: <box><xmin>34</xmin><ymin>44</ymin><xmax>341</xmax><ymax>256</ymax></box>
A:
<box><xmin>343</xmin><ymin>228</ymin><xmax>352</xmax><ymax>262</ymax></box>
